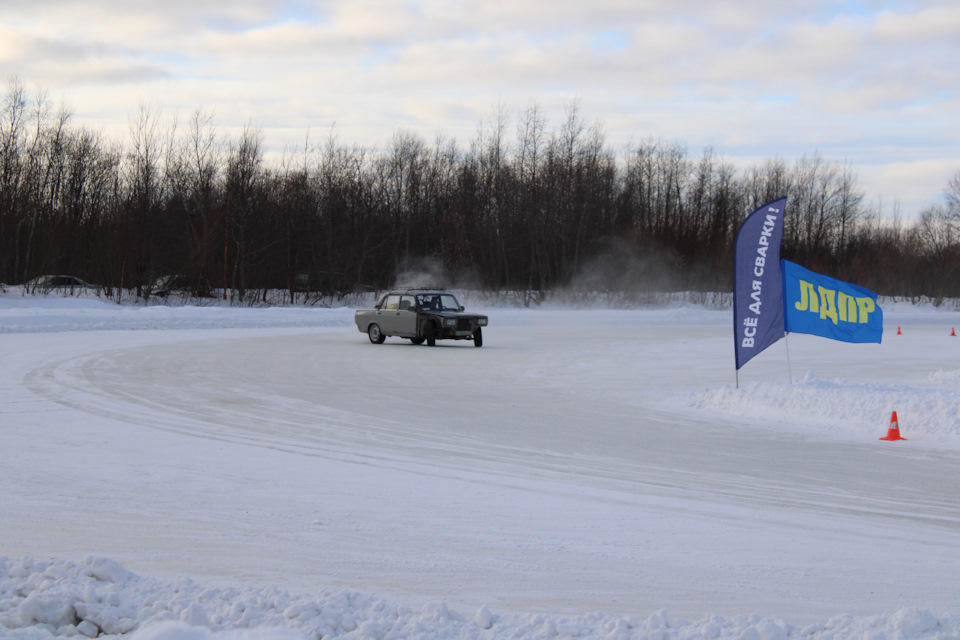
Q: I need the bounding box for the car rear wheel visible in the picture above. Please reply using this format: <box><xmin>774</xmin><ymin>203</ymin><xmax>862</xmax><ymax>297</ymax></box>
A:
<box><xmin>367</xmin><ymin>323</ymin><xmax>386</xmax><ymax>344</ymax></box>
<box><xmin>473</xmin><ymin>327</ymin><xmax>483</xmax><ymax>347</ymax></box>
<box><xmin>409</xmin><ymin>337</ymin><xmax>425</xmax><ymax>345</ymax></box>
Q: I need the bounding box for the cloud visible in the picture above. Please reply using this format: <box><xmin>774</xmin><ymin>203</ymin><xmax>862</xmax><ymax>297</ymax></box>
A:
<box><xmin>0</xmin><ymin>0</ymin><xmax>957</xmax><ymax>217</ymax></box>
<box><xmin>873</xmin><ymin>4</ymin><xmax>960</xmax><ymax>43</ymax></box>
<box><xmin>859</xmin><ymin>158</ymin><xmax>960</xmax><ymax>216</ymax></box>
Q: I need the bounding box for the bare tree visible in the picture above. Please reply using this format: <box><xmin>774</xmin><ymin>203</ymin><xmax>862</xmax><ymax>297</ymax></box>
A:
<box><xmin>225</xmin><ymin>123</ymin><xmax>264</xmax><ymax>299</ymax></box>
<box><xmin>945</xmin><ymin>170</ymin><xmax>960</xmax><ymax>223</ymax></box>
<box><xmin>123</xmin><ymin>103</ymin><xmax>166</xmax><ymax>295</ymax></box>
<box><xmin>834</xmin><ymin>160</ymin><xmax>864</xmax><ymax>265</ymax></box>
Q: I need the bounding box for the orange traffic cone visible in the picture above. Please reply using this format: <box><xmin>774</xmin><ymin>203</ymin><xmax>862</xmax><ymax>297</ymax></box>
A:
<box><xmin>951</xmin><ymin>328</ymin><xmax>956</xmax><ymax>337</ymax></box>
<box><xmin>880</xmin><ymin>411</ymin><xmax>907</xmax><ymax>441</ymax></box>
<box><xmin>897</xmin><ymin>326</ymin><xmax>902</xmax><ymax>335</ymax></box>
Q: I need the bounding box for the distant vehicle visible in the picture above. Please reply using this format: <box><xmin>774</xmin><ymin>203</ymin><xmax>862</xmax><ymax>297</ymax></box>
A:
<box><xmin>293</xmin><ymin>270</ymin><xmax>345</xmax><ymax>294</ymax></box>
<box><xmin>355</xmin><ymin>288</ymin><xmax>488</xmax><ymax>347</ymax></box>
<box><xmin>25</xmin><ymin>275</ymin><xmax>92</xmax><ymax>293</ymax></box>
<box><xmin>151</xmin><ymin>275</ymin><xmax>212</xmax><ymax>298</ymax></box>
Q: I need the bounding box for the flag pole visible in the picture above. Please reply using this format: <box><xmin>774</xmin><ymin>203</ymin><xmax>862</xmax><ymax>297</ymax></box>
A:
<box><xmin>784</xmin><ymin>332</ymin><xmax>793</xmax><ymax>384</ymax></box>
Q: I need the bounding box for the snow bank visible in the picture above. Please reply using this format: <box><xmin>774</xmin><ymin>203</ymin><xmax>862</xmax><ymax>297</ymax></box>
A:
<box><xmin>2</xmin><ymin>557</ymin><xmax>957</xmax><ymax>640</ymax></box>
<box><xmin>0</xmin><ymin>291</ymin><xmax>356</xmax><ymax>334</ymax></box>
<box><xmin>690</xmin><ymin>370</ymin><xmax>960</xmax><ymax>445</ymax></box>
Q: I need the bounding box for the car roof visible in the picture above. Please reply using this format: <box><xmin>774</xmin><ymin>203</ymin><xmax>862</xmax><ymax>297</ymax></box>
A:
<box><xmin>387</xmin><ymin>288</ymin><xmax>448</xmax><ymax>295</ymax></box>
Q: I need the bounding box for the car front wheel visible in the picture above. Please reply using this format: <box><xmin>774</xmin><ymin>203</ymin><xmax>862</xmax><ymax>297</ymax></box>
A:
<box><xmin>367</xmin><ymin>323</ymin><xmax>386</xmax><ymax>344</ymax></box>
<box><xmin>473</xmin><ymin>327</ymin><xmax>483</xmax><ymax>347</ymax></box>
<box><xmin>424</xmin><ymin>322</ymin><xmax>437</xmax><ymax>347</ymax></box>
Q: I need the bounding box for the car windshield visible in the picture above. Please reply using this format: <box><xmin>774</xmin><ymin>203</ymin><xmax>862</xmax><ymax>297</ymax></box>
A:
<box><xmin>416</xmin><ymin>293</ymin><xmax>461</xmax><ymax>311</ymax></box>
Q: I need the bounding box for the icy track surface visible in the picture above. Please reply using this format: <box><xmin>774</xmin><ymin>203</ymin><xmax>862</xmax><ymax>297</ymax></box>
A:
<box><xmin>2</xmin><ymin>292</ymin><xmax>960</xmax><ymax>639</ymax></box>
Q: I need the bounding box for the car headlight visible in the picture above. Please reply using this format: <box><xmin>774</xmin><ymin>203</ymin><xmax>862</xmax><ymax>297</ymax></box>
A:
<box><xmin>478</xmin><ymin>318</ymin><xmax>488</xmax><ymax>326</ymax></box>
<box><xmin>442</xmin><ymin>318</ymin><xmax>457</xmax><ymax>327</ymax></box>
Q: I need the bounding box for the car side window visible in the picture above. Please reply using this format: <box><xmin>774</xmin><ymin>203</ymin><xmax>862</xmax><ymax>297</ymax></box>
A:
<box><xmin>383</xmin><ymin>294</ymin><xmax>401</xmax><ymax>310</ymax></box>
<box><xmin>399</xmin><ymin>295</ymin><xmax>416</xmax><ymax>311</ymax></box>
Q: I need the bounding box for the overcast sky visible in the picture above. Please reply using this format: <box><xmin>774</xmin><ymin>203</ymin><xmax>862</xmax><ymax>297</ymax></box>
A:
<box><xmin>2</xmin><ymin>0</ymin><xmax>958</xmax><ymax>218</ymax></box>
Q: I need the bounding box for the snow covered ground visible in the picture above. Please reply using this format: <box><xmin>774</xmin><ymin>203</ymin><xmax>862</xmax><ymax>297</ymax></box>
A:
<box><xmin>2</xmin><ymin>289</ymin><xmax>960</xmax><ymax>640</ymax></box>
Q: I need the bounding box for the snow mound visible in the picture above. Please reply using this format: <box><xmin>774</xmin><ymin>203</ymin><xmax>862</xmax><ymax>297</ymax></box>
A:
<box><xmin>0</xmin><ymin>293</ymin><xmax>355</xmax><ymax>333</ymax></box>
<box><xmin>2</xmin><ymin>557</ymin><xmax>958</xmax><ymax>640</ymax></box>
<box><xmin>690</xmin><ymin>371</ymin><xmax>960</xmax><ymax>445</ymax></box>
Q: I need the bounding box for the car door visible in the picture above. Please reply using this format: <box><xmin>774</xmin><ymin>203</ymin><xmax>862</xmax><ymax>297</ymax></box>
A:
<box><xmin>394</xmin><ymin>295</ymin><xmax>419</xmax><ymax>337</ymax></box>
<box><xmin>376</xmin><ymin>294</ymin><xmax>401</xmax><ymax>333</ymax></box>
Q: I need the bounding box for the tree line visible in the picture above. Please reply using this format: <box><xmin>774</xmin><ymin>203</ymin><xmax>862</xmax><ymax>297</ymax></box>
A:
<box><xmin>2</xmin><ymin>78</ymin><xmax>958</xmax><ymax>303</ymax></box>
